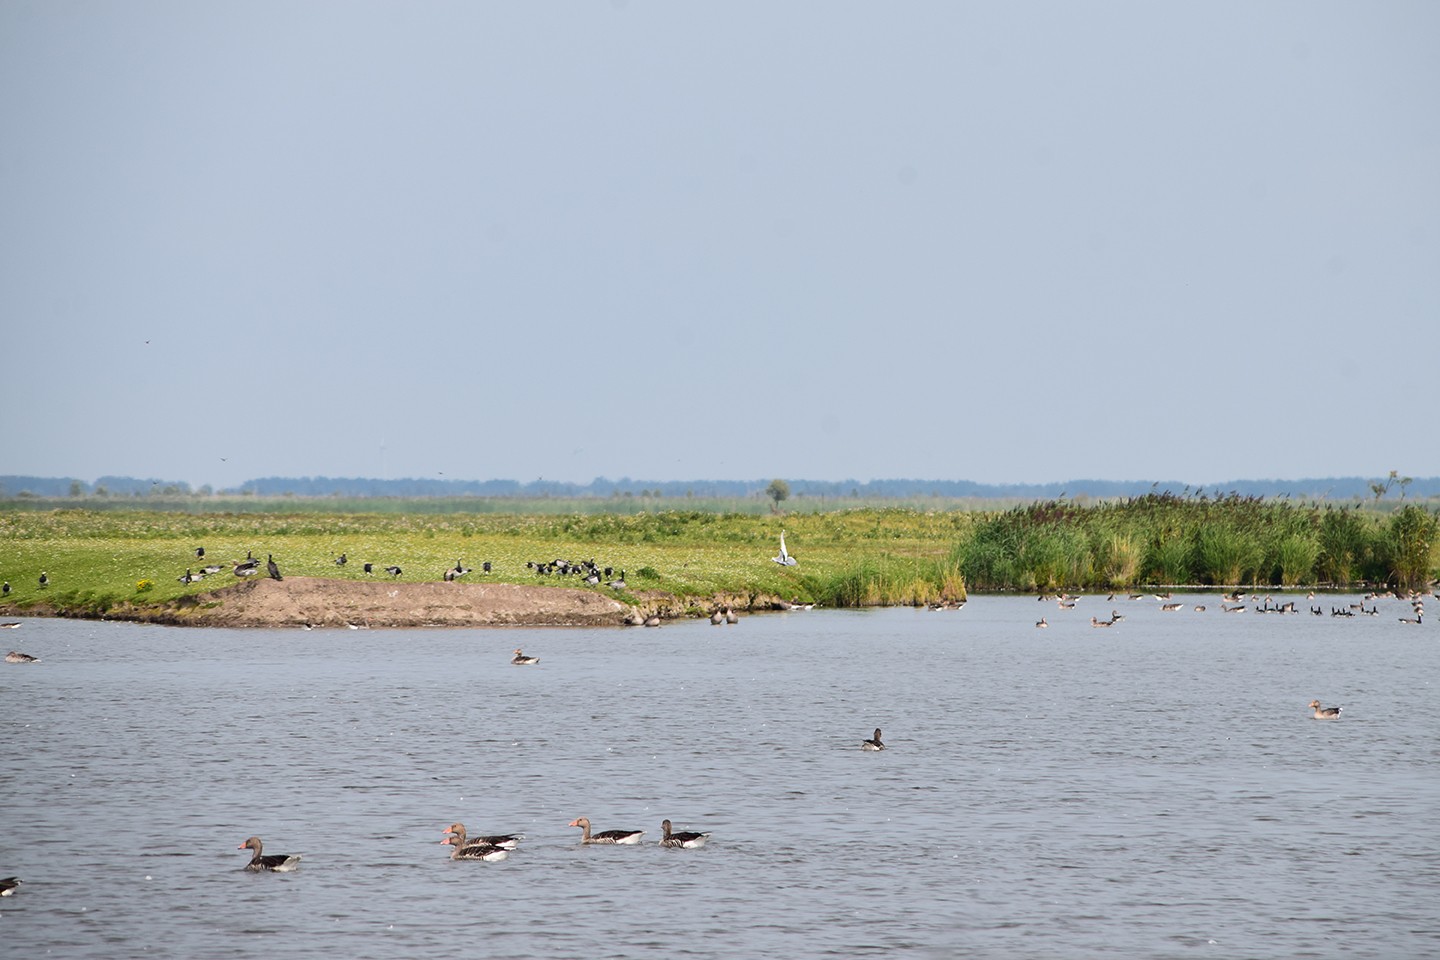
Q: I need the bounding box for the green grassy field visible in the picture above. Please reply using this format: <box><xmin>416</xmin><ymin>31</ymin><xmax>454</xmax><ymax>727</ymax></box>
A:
<box><xmin>4</xmin><ymin>495</ymin><xmax>1433</xmax><ymax>619</ymax></box>
<box><xmin>0</xmin><ymin>508</ymin><xmax>976</xmax><ymax>616</ymax></box>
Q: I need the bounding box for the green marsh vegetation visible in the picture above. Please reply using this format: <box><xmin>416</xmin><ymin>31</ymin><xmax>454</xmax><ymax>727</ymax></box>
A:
<box><xmin>954</xmin><ymin>492</ymin><xmax>1438</xmax><ymax>593</ymax></box>
<box><xmin>1</xmin><ymin>493</ymin><xmax>1434</xmax><ymax>619</ymax></box>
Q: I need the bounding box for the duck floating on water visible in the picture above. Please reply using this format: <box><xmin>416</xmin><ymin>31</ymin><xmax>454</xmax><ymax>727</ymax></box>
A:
<box><xmin>862</xmin><ymin>728</ymin><xmax>885</xmax><ymax>751</ymax></box>
<box><xmin>1309</xmin><ymin>699</ymin><xmax>1342</xmax><ymax>720</ymax></box>
<box><xmin>511</xmin><ymin>649</ymin><xmax>539</xmax><ymax>665</ymax></box>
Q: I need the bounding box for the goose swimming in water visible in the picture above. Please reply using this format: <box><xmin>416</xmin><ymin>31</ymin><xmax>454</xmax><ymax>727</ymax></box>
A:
<box><xmin>443</xmin><ymin>823</ymin><xmax>523</xmax><ymax>851</ymax></box>
<box><xmin>659</xmin><ymin>819</ymin><xmax>711</xmax><ymax>849</ymax></box>
<box><xmin>1035</xmin><ymin>617</ymin><xmax>1048</xmax><ymax>628</ymax></box>
<box><xmin>568</xmin><ymin>817</ymin><xmax>644</xmax><ymax>844</ymax></box>
<box><xmin>0</xmin><ymin>877</ymin><xmax>20</xmax><ymax>896</ymax></box>
<box><xmin>238</xmin><ymin>836</ymin><xmax>301</xmax><ymax>872</ymax></box>
<box><xmin>5</xmin><ymin>651</ymin><xmax>39</xmax><ymax>663</ymax></box>
<box><xmin>862</xmin><ymin>728</ymin><xmax>885</xmax><ymax>751</ymax></box>
<box><xmin>442</xmin><ymin>834</ymin><xmax>509</xmax><ymax>861</ymax></box>
<box><xmin>771</xmin><ymin>530</ymin><xmax>798</xmax><ymax>566</ymax></box>
<box><xmin>1309</xmin><ymin>699</ymin><xmax>1342</xmax><ymax>720</ymax></box>
<box><xmin>511</xmin><ymin>649</ymin><xmax>539</xmax><ymax>665</ymax></box>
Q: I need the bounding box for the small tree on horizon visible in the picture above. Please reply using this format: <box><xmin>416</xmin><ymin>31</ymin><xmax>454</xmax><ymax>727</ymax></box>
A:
<box><xmin>766</xmin><ymin>478</ymin><xmax>791</xmax><ymax>511</ymax></box>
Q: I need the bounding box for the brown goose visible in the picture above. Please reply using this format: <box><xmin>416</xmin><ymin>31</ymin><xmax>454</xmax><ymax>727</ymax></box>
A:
<box><xmin>1309</xmin><ymin>699</ymin><xmax>1342</xmax><ymax>720</ymax></box>
<box><xmin>511</xmin><ymin>649</ymin><xmax>539</xmax><ymax>665</ymax></box>
<box><xmin>443</xmin><ymin>822</ymin><xmax>523</xmax><ymax>851</ymax></box>
<box><xmin>5</xmin><ymin>651</ymin><xmax>39</xmax><ymax>663</ymax></box>
<box><xmin>862</xmin><ymin>728</ymin><xmax>885</xmax><ymax>751</ymax></box>
<box><xmin>568</xmin><ymin>817</ymin><xmax>644</xmax><ymax>844</ymax></box>
<box><xmin>659</xmin><ymin>819</ymin><xmax>711</xmax><ymax>849</ymax></box>
<box><xmin>238</xmin><ymin>836</ymin><xmax>301</xmax><ymax>872</ymax></box>
<box><xmin>442</xmin><ymin>834</ymin><xmax>509</xmax><ymax>861</ymax></box>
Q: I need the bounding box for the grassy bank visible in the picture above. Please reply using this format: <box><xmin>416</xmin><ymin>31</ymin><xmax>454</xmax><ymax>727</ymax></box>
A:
<box><xmin>0</xmin><ymin>508</ymin><xmax>975</xmax><ymax>618</ymax></box>
<box><xmin>2</xmin><ymin>496</ymin><xmax>1434</xmax><ymax>621</ymax></box>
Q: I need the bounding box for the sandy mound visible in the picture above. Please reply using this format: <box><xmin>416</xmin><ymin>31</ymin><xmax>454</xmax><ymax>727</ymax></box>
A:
<box><xmin>135</xmin><ymin>576</ymin><xmax>633</xmax><ymax>628</ymax></box>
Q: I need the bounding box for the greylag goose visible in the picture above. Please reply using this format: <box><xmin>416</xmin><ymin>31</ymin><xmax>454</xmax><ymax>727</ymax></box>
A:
<box><xmin>0</xmin><ymin>877</ymin><xmax>20</xmax><ymax>896</ymax></box>
<box><xmin>5</xmin><ymin>651</ymin><xmax>39</xmax><ymax>663</ymax></box>
<box><xmin>1309</xmin><ymin>699</ymin><xmax>1342</xmax><ymax>719</ymax></box>
<box><xmin>443</xmin><ymin>822</ymin><xmax>523</xmax><ymax>850</ymax></box>
<box><xmin>511</xmin><ymin>649</ymin><xmax>539</xmax><ymax>665</ymax></box>
<box><xmin>442</xmin><ymin>834</ymin><xmax>509</xmax><ymax>861</ymax></box>
<box><xmin>862</xmin><ymin>728</ymin><xmax>885</xmax><ymax>751</ymax></box>
<box><xmin>238</xmin><ymin>836</ymin><xmax>301</xmax><ymax>872</ymax></box>
<box><xmin>568</xmin><ymin>817</ymin><xmax>644</xmax><ymax>844</ymax></box>
<box><xmin>659</xmin><ymin>819</ymin><xmax>711</xmax><ymax>849</ymax></box>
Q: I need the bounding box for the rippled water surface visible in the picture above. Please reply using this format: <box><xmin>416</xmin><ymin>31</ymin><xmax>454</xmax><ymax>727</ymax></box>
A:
<box><xmin>3</xmin><ymin>597</ymin><xmax>1437</xmax><ymax>958</ymax></box>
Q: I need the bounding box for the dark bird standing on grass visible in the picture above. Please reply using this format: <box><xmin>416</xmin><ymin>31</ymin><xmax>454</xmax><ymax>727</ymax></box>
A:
<box><xmin>3</xmin><ymin>582</ymin><xmax>9</xmax><ymax>596</ymax></box>
<box><xmin>38</xmin><ymin>572</ymin><xmax>48</xmax><ymax>588</ymax></box>
<box><xmin>195</xmin><ymin>546</ymin><xmax>205</xmax><ymax>559</ymax></box>
<box><xmin>385</xmin><ymin>565</ymin><xmax>402</xmax><ymax>577</ymax></box>
<box><xmin>363</xmin><ymin>562</ymin><xmax>373</xmax><ymax>574</ymax></box>
<box><xmin>267</xmin><ymin>555</ymin><xmax>282</xmax><ymax>581</ymax></box>
<box><xmin>335</xmin><ymin>553</ymin><xmax>347</xmax><ymax>566</ymax></box>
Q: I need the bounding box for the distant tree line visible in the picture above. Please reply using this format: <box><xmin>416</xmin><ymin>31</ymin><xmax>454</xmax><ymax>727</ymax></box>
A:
<box><xmin>4</xmin><ymin>474</ymin><xmax>1440</xmax><ymax>502</ymax></box>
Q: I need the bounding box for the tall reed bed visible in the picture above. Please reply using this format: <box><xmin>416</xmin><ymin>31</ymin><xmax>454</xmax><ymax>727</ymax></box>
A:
<box><xmin>958</xmin><ymin>493</ymin><xmax>1437</xmax><ymax>591</ymax></box>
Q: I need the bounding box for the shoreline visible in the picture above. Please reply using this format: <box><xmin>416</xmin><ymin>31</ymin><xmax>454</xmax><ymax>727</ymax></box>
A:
<box><xmin>7</xmin><ymin>577</ymin><xmax>782</xmax><ymax>629</ymax></box>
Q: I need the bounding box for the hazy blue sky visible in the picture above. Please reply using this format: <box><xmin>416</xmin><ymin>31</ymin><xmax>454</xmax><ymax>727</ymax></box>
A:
<box><xmin>3</xmin><ymin>2</ymin><xmax>1436</xmax><ymax>490</ymax></box>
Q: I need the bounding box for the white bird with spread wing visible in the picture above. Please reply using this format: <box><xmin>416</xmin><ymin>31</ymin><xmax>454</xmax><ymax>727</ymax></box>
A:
<box><xmin>771</xmin><ymin>529</ymin><xmax>798</xmax><ymax>566</ymax></box>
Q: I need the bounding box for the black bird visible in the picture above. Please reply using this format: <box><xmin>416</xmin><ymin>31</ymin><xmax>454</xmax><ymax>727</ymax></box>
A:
<box><xmin>38</xmin><ymin>572</ymin><xmax>48</xmax><ymax>588</ymax></box>
<box><xmin>0</xmin><ymin>877</ymin><xmax>20</xmax><ymax>896</ymax></box>
<box><xmin>481</xmin><ymin>561</ymin><xmax>492</xmax><ymax>574</ymax></box>
<box><xmin>2</xmin><ymin>581</ymin><xmax>9</xmax><ymax>596</ymax></box>
<box><xmin>335</xmin><ymin>553</ymin><xmax>347</xmax><ymax>566</ymax></box>
<box><xmin>267</xmin><ymin>555</ymin><xmax>282</xmax><ymax>581</ymax></box>
<box><xmin>195</xmin><ymin>546</ymin><xmax>205</xmax><ymax>559</ymax></box>
<box><xmin>385</xmin><ymin>565</ymin><xmax>402</xmax><ymax>577</ymax></box>
<box><xmin>363</xmin><ymin>562</ymin><xmax>374</xmax><ymax>574</ymax></box>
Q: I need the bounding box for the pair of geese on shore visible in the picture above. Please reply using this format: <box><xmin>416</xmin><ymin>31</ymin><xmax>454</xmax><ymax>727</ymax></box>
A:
<box><xmin>237</xmin><ymin>818</ymin><xmax>713</xmax><ymax>872</ymax></box>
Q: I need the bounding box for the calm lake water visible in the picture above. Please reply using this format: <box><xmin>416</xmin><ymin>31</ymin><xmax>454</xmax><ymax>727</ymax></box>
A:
<box><xmin>2</xmin><ymin>596</ymin><xmax>1436</xmax><ymax>958</ymax></box>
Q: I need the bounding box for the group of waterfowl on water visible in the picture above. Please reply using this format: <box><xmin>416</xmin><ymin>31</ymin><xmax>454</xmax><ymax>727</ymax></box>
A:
<box><xmin>231</xmin><ymin>726</ymin><xmax>892</xmax><ymax>873</ymax></box>
<box><xmin>1032</xmin><ymin>588</ymin><xmax>1431</xmax><ymax>629</ymax></box>
<box><xmin>236</xmin><ymin>817</ymin><xmax>715</xmax><ymax>873</ymax></box>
